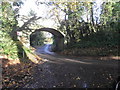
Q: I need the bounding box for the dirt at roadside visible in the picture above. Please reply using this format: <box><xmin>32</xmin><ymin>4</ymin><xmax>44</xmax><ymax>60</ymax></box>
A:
<box><xmin>60</xmin><ymin>46</ymin><xmax>118</xmax><ymax>55</ymax></box>
<box><xmin>2</xmin><ymin>58</ymin><xmax>36</xmax><ymax>88</ymax></box>
<box><xmin>58</xmin><ymin>48</ymin><xmax>119</xmax><ymax>61</ymax></box>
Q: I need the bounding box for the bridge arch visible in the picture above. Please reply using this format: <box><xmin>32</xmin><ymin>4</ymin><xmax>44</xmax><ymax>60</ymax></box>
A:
<box><xmin>30</xmin><ymin>28</ymin><xmax>64</xmax><ymax>51</ymax></box>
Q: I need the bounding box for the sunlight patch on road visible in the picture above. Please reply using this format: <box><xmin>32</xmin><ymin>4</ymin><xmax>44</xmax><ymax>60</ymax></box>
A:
<box><xmin>44</xmin><ymin>44</ymin><xmax>55</xmax><ymax>55</ymax></box>
<box><xmin>64</xmin><ymin>58</ymin><xmax>92</xmax><ymax>64</ymax></box>
<box><xmin>42</xmin><ymin>58</ymin><xmax>63</xmax><ymax>64</ymax></box>
<box><xmin>42</xmin><ymin>59</ymin><xmax>49</xmax><ymax>62</ymax></box>
<box><xmin>47</xmin><ymin>60</ymin><xmax>63</xmax><ymax>64</ymax></box>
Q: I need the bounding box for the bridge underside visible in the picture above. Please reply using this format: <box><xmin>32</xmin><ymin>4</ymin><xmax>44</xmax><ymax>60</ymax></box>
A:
<box><xmin>31</xmin><ymin>28</ymin><xmax>64</xmax><ymax>51</ymax></box>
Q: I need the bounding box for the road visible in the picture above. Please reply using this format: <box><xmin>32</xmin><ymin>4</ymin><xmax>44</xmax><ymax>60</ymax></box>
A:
<box><xmin>24</xmin><ymin>44</ymin><xmax>119</xmax><ymax>88</ymax></box>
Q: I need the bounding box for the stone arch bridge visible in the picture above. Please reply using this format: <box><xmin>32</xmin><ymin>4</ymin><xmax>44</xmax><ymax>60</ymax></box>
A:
<box><xmin>18</xmin><ymin>28</ymin><xmax>64</xmax><ymax>51</ymax></box>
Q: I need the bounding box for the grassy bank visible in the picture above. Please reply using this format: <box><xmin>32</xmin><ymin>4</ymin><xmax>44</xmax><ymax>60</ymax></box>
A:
<box><xmin>62</xmin><ymin>30</ymin><xmax>119</xmax><ymax>57</ymax></box>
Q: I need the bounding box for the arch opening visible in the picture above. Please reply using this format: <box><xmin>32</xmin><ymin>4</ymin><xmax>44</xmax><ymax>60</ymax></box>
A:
<box><xmin>30</xmin><ymin>31</ymin><xmax>53</xmax><ymax>46</ymax></box>
<box><xmin>30</xmin><ymin>28</ymin><xmax>64</xmax><ymax>52</ymax></box>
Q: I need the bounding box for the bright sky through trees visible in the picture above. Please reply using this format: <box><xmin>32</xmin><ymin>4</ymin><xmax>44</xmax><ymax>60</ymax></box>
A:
<box><xmin>18</xmin><ymin>0</ymin><xmax>64</xmax><ymax>28</ymax></box>
<box><xmin>19</xmin><ymin>0</ymin><xmax>103</xmax><ymax>25</ymax></box>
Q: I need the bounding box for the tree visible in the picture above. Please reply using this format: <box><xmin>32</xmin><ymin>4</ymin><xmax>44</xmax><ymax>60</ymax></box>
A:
<box><xmin>0</xmin><ymin>2</ymin><xmax>18</xmax><ymax>59</ymax></box>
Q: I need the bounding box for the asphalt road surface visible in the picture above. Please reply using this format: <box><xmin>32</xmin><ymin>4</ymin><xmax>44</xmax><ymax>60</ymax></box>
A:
<box><xmin>24</xmin><ymin>44</ymin><xmax>119</xmax><ymax>88</ymax></box>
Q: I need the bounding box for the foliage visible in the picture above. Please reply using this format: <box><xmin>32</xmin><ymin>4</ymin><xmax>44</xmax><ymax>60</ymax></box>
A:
<box><xmin>0</xmin><ymin>2</ymin><xmax>19</xmax><ymax>59</ymax></box>
<box><xmin>30</xmin><ymin>31</ymin><xmax>45</xmax><ymax>46</ymax></box>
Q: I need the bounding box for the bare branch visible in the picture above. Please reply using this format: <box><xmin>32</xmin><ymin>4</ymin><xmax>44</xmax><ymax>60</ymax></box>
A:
<box><xmin>17</xmin><ymin>16</ymin><xmax>42</xmax><ymax>31</ymax></box>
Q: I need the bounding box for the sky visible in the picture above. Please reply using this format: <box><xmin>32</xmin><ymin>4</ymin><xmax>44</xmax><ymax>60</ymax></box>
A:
<box><xmin>19</xmin><ymin>0</ymin><xmax>47</xmax><ymax>17</ymax></box>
